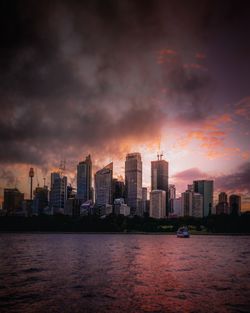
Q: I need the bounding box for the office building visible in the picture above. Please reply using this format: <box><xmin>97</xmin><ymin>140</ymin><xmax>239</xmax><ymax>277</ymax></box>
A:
<box><xmin>50</xmin><ymin>172</ymin><xmax>67</xmax><ymax>214</ymax></box>
<box><xmin>172</xmin><ymin>197</ymin><xmax>182</xmax><ymax>217</ymax></box>
<box><xmin>142</xmin><ymin>187</ymin><xmax>148</xmax><ymax>214</ymax></box>
<box><xmin>181</xmin><ymin>190</ymin><xmax>192</xmax><ymax>217</ymax></box>
<box><xmin>229</xmin><ymin>195</ymin><xmax>241</xmax><ymax>216</ymax></box>
<box><xmin>77</xmin><ymin>155</ymin><xmax>92</xmax><ymax>202</ymax></box>
<box><xmin>150</xmin><ymin>190</ymin><xmax>166</xmax><ymax>219</ymax></box>
<box><xmin>216</xmin><ymin>192</ymin><xmax>229</xmax><ymax>215</ymax></box>
<box><xmin>125</xmin><ymin>153</ymin><xmax>142</xmax><ymax>215</ymax></box>
<box><xmin>33</xmin><ymin>186</ymin><xmax>49</xmax><ymax>215</ymax></box>
<box><xmin>192</xmin><ymin>193</ymin><xmax>203</xmax><ymax>218</ymax></box>
<box><xmin>193</xmin><ymin>180</ymin><xmax>214</xmax><ymax>216</ymax></box>
<box><xmin>114</xmin><ymin>198</ymin><xmax>130</xmax><ymax>216</ymax></box>
<box><xmin>112</xmin><ymin>179</ymin><xmax>125</xmax><ymax>201</ymax></box>
<box><xmin>95</xmin><ymin>163</ymin><xmax>113</xmax><ymax>206</ymax></box>
<box><xmin>3</xmin><ymin>188</ymin><xmax>24</xmax><ymax>215</ymax></box>
<box><xmin>151</xmin><ymin>155</ymin><xmax>169</xmax><ymax>215</ymax></box>
<box><xmin>168</xmin><ymin>184</ymin><xmax>176</xmax><ymax>213</ymax></box>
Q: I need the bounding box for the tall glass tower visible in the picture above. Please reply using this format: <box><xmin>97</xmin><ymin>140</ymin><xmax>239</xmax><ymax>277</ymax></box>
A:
<box><xmin>125</xmin><ymin>153</ymin><xmax>142</xmax><ymax>215</ymax></box>
<box><xmin>151</xmin><ymin>155</ymin><xmax>169</xmax><ymax>215</ymax></box>
<box><xmin>94</xmin><ymin>162</ymin><xmax>113</xmax><ymax>206</ymax></box>
<box><xmin>77</xmin><ymin>155</ymin><xmax>92</xmax><ymax>202</ymax></box>
<box><xmin>193</xmin><ymin>180</ymin><xmax>214</xmax><ymax>216</ymax></box>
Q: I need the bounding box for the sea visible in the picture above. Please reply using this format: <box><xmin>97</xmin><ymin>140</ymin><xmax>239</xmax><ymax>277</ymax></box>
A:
<box><xmin>0</xmin><ymin>233</ymin><xmax>249</xmax><ymax>313</ymax></box>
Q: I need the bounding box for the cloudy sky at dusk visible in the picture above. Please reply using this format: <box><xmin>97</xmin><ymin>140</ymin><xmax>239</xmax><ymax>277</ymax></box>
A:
<box><xmin>0</xmin><ymin>0</ymin><xmax>249</xmax><ymax>210</ymax></box>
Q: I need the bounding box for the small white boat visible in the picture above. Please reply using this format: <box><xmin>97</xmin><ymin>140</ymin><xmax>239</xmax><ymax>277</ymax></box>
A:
<box><xmin>177</xmin><ymin>226</ymin><xmax>190</xmax><ymax>238</ymax></box>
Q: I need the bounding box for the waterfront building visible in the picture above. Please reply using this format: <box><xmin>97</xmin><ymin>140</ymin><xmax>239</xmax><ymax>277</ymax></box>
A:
<box><xmin>181</xmin><ymin>190</ymin><xmax>193</xmax><ymax>217</ymax></box>
<box><xmin>229</xmin><ymin>195</ymin><xmax>241</xmax><ymax>216</ymax></box>
<box><xmin>168</xmin><ymin>184</ymin><xmax>176</xmax><ymax>213</ymax></box>
<box><xmin>216</xmin><ymin>192</ymin><xmax>229</xmax><ymax>215</ymax></box>
<box><xmin>33</xmin><ymin>186</ymin><xmax>49</xmax><ymax>215</ymax></box>
<box><xmin>77</xmin><ymin>155</ymin><xmax>92</xmax><ymax>202</ymax></box>
<box><xmin>112</xmin><ymin>179</ymin><xmax>125</xmax><ymax>201</ymax></box>
<box><xmin>125</xmin><ymin>153</ymin><xmax>142</xmax><ymax>215</ymax></box>
<box><xmin>150</xmin><ymin>190</ymin><xmax>166</xmax><ymax>219</ymax></box>
<box><xmin>151</xmin><ymin>155</ymin><xmax>169</xmax><ymax>215</ymax></box>
<box><xmin>192</xmin><ymin>193</ymin><xmax>203</xmax><ymax>218</ymax></box>
<box><xmin>172</xmin><ymin>197</ymin><xmax>182</xmax><ymax>217</ymax></box>
<box><xmin>95</xmin><ymin>163</ymin><xmax>113</xmax><ymax>206</ymax></box>
<box><xmin>193</xmin><ymin>180</ymin><xmax>214</xmax><ymax>216</ymax></box>
<box><xmin>50</xmin><ymin>172</ymin><xmax>67</xmax><ymax>214</ymax></box>
<box><xmin>3</xmin><ymin>188</ymin><xmax>24</xmax><ymax>216</ymax></box>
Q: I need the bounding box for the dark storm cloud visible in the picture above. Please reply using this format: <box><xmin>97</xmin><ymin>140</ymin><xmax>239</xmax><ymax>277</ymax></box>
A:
<box><xmin>215</xmin><ymin>162</ymin><xmax>250</xmax><ymax>193</ymax></box>
<box><xmin>0</xmin><ymin>0</ymin><xmax>249</xmax><ymax>166</ymax></box>
<box><xmin>173</xmin><ymin>162</ymin><xmax>250</xmax><ymax>196</ymax></box>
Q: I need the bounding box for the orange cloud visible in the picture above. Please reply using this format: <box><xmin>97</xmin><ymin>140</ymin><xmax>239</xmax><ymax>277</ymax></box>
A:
<box><xmin>235</xmin><ymin>97</ymin><xmax>250</xmax><ymax>120</ymax></box>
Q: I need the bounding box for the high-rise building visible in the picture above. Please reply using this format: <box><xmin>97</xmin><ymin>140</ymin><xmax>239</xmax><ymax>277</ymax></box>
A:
<box><xmin>181</xmin><ymin>190</ymin><xmax>192</xmax><ymax>217</ymax></box>
<box><xmin>172</xmin><ymin>197</ymin><xmax>182</xmax><ymax>217</ymax></box>
<box><xmin>168</xmin><ymin>184</ymin><xmax>176</xmax><ymax>213</ymax></box>
<box><xmin>112</xmin><ymin>178</ymin><xmax>125</xmax><ymax>201</ymax></box>
<box><xmin>229</xmin><ymin>195</ymin><xmax>241</xmax><ymax>216</ymax></box>
<box><xmin>3</xmin><ymin>188</ymin><xmax>24</xmax><ymax>215</ymax></box>
<box><xmin>181</xmin><ymin>189</ymin><xmax>203</xmax><ymax>218</ymax></box>
<box><xmin>50</xmin><ymin>172</ymin><xmax>67</xmax><ymax>214</ymax></box>
<box><xmin>216</xmin><ymin>192</ymin><xmax>229</xmax><ymax>215</ymax></box>
<box><xmin>33</xmin><ymin>186</ymin><xmax>49</xmax><ymax>215</ymax></box>
<box><xmin>151</xmin><ymin>156</ymin><xmax>169</xmax><ymax>215</ymax></box>
<box><xmin>192</xmin><ymin>193</ymin><xmax>203</xmax><ymax>218</ymax></box>
<box><xmin>219</xmin><ymin>192</ymin><xmax>227</xmax><ymax>203</ymax></box>
<box><xmin>142</xmin><ymin>187</ymin><xmax>148</xmax><ymax>214</ymax></box>
<box><xmin>77</xmin><ymin>155</ymin><xmax>92</xmax><ymax>202</ymax></box>
<box><xmin>193</xmin><ymin>180</ymin><xmax>214</xmax><ymax>216</ymax></box>
<box><xmin>125</xmin><ymin>153</ymin><xmax>142</xmax><ymax>215</ymax></box>
<box><xmin>95</xmin><ymin>163</ymin><xmax>113</xmax><ymax>206</ymax></box>
<box><xmin>150</xmin><ymin>190</ymin><xmax>166</xmax><ymax>219</ymax></box>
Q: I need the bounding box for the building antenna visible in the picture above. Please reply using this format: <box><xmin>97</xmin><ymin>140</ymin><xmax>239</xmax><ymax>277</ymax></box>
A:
<box><xmin>43</xmin><ymin>177</ymin><xmax>46</xmax><ymax>188</ymax></box>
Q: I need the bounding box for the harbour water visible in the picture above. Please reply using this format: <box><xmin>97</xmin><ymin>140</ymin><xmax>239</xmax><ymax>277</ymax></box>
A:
<box><xmin>0</xmin><ymin>234</ymin><xmax>249</xmax><ymax>313</ymax></box>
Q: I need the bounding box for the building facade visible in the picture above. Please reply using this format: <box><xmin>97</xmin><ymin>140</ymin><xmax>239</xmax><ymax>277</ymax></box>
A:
<box><xmin>150</xmin><ymin>190</ymin><xmax>166</xmax><ymax>219</ymax></box>
<box><xmin>151</xmin><ymin>157</ymin><xmax>169</xmax><ymax>215</ymax></box>
<box><xmin>125</xmin><ymin>153</ymin><xmax>142</xmax><ymax>215</ymax></box>
<box><xmin>229</xmin><ymin>194</ymin><xmax>241</xmax><ymax>215</ymax></box>
<box><xmin>193</xmin><ymin>180</ymin><xmax>214</xmax><ymax>216</ymax></box>
<box><xmin>77</xmin><ymin>155</ymin><xmax>92</xmax><ymax>202</ymax></box>
<box><xmin>50</xmin><ymin>172</ymin><xmax>67</xmax><ymax>214</ymax></box>
<box><xmin>3</xmin><ymin>188</ymin><xmax>24</xmax><ymax>215</ymax></box>
<box><xmin>95</xmin><ymin>163</ymin><xmax>113</xmax><ymax>206</ymax></box>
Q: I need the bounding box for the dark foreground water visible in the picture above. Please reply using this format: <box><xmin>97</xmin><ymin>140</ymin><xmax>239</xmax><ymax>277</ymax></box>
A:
<box><xmin>0</xmin><ymin>234</ymin><xmax>249</xmax><ymax>313</ymax></box>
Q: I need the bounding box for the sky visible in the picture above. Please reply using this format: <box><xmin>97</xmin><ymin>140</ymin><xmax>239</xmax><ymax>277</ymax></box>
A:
<box><xmin>0</xmin><ymin>0</ymin><xmax>250</xmax><ymax>210</ymax></box>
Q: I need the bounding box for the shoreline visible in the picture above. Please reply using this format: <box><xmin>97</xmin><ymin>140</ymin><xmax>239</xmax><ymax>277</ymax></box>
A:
<box><xmin>0</xmin><ymin>231</ymin><xmax>250</xmax><ymax>236</ymax></box>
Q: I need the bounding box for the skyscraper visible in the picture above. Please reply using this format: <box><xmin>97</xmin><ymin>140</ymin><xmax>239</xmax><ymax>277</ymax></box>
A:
<box><xmin>229</xmin><ymin>195</ymin><xmax>241</xmax><ymax>216</ymax></box>
<box><xmin>181</xmin><ymin>190</ymin><xmax>192</xmax><ymax>217</ymax></box>
<box><xmin>77</xmin><ymin>155</ymin><xmax>92</xmax><ymax>202</ymax></box>
<box><xmin>193</xmin><ymin>180</ymin><xmax>214</xmax><ymax>216</ymax></box>
<box><xmin>125</xmin><ymin>153</ymin><xmax>142</xmax><ymax>215</ymax></box>
<box><xmin>95</xmin><ymin>163</ymin><xmax>113</xmax><ymax>206</ymax></box>
<box><xmin>181</xmin><ymin>189</ymin><xmax>203</xmax><ymax>218</ymax></box>
<box><xmin>168</xmin><ymin>184</ymin><xmax>176</xmax><ymax>213</ymax></box>
<box><xmin>150</xmin><ymin>190</ymin><xmax>166</xmax><ymax>219</ymax></box>
<box><xmin>50</xmin><ymin>172</ymin><xmax>67</xmax><ymax>214</ymax></box>
<box><xmin>33</xmin><ymin>185</ymin><xmax>49</xmax><ymax>215</ymax></box>
<box><xmin>151</xmin><ymin>155</ymin><xmax>169</xmax><ymax>215</ymax></box>
<box><xmin>216</xmin><ymin>192</ymin><xmax>229</xmax><ymax>215</ymax></box>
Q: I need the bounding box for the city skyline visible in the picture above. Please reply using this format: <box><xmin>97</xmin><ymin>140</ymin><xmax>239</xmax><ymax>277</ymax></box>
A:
<box><xmin>0</xmin><ymin>1</ymin><xmax>249</xmax><ymax>211</ymax></box>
